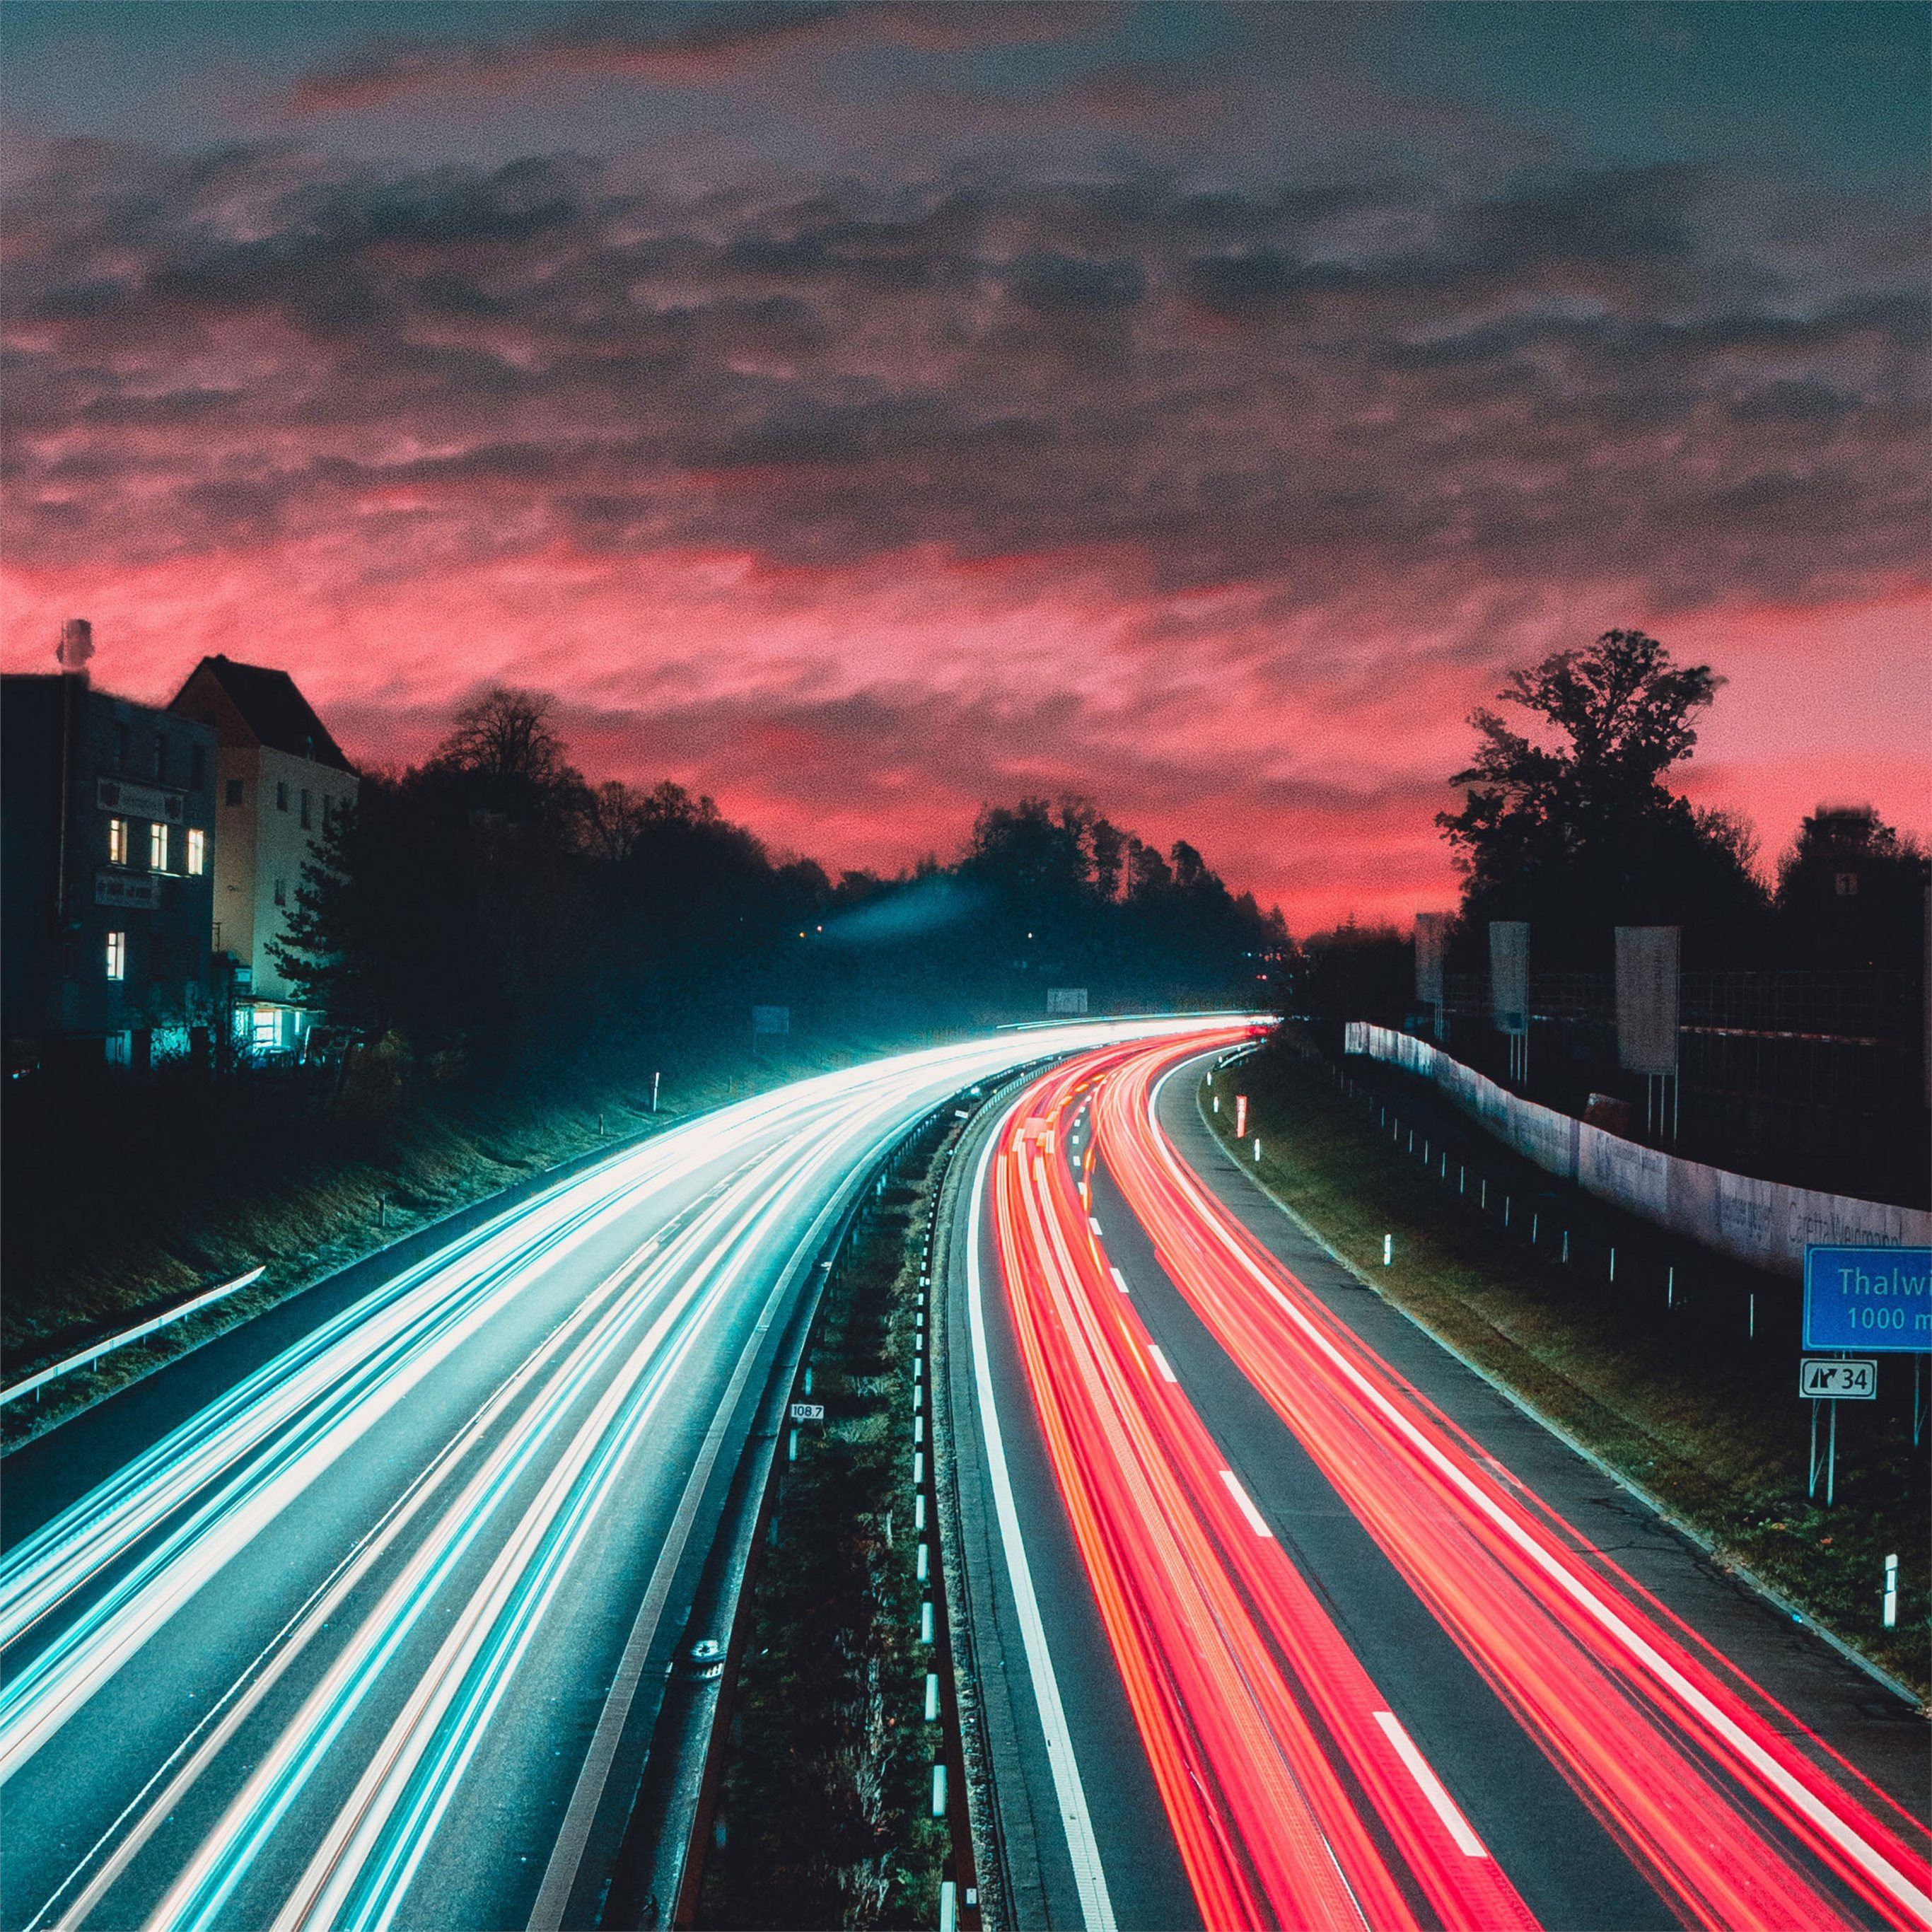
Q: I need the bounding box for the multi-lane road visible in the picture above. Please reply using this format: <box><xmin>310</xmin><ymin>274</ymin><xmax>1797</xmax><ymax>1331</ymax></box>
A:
<box><xmin>0</xmin><ymin>1020</ymin><xmax>1209</xmax><ymax>1932</ymax></box>
<box><xmin>6</xmin><ymin>1020</ymin><xmax>1926</xmax><ymax>1932</ymax></box>
<box><xmin>942</xmin><ymin>1030</ymin><xmax>1932</xmax><ymax>1932</ymax></box>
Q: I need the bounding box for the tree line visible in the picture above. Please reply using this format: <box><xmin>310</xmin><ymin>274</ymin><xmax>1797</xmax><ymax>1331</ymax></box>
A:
<box><xmin>1291</xmin><ymin>626</ymin><xmax>1928</xmax><ymax>1020</ymax></box>
<box><xmin>273</xmin><ymin>691</ymin><xmax>1286</xmax><ymax>1081</ymax></box>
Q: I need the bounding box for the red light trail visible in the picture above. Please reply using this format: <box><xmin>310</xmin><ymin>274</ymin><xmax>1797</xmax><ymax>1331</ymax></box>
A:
<box><xmin>992</xmin><ymin>1033</ymin><xmax>1540</xmax><ymax>1932</ymax></box>
<box><xmin>989</xmin><ymin>1030</ymin><xmax>1932</xmax><ymax>1932</ymax></box>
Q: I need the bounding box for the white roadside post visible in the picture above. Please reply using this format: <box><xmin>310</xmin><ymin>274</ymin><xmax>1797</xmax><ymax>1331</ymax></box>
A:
<box><xmin>1882</xmin><ymin>1554</ymin><xmax>1899</xmax><ymax>1630</ymax></box>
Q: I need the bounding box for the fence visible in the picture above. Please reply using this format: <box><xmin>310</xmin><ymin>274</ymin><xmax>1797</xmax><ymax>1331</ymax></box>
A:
<box><xmin>1</xmin><ymin>1264</ymin><xmax>266</xmax><ymax>1407</ymax></box>
<box><xmin>1344</xmin><ymin>1023</ymin><xmax>1929</xmax><ymax>1280</ymax></box>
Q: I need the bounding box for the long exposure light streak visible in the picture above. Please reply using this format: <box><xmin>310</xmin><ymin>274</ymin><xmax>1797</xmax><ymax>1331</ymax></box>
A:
<box><xmin>3</xmin><ymin>1020</ymin><xmax>1225</xmax><ymax>1932</ymax></box>
<box><xmin>1011</xmin><ymin>1034</ymin><xmax>1932</xmax><ymax>1932</ymax></box>
<box><xmin>989</xmin><ymin>1038</ymin><xmax>1540</xmax><ymax>1932</ymax></box>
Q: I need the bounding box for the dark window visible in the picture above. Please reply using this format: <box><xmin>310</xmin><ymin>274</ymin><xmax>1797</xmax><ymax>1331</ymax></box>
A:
<box><xmin>274</xmin><ymin>878</ymin><xmax>287</xmax><ymax>907</ymax></box>
<box><xmin>277</xmin><ymin>781</ymin><xmax>289</xmax><ymax>813</ymax></box>
<box><xmin>225</xmin><ymin>777</ymin><xmax>243</xmax><ymax>807</ymax></box>
<box><xmin>191</xmin><ymin>745</ymin><xmax>206</xmax><ymax>789</ymax></box>
<box><xmin>114</xmin><ymin>721</ymin><xmax>129</xmax><ymax>771</ymax></box>
<box><xmin>300</xmin><ymin>788</ymin><xmax>312</xmax><ymax>830</ymax></box>
<box><xmin>153</xmin><ymin>735</ymin><xmax>167</xmax><ymax>781</ymax></box>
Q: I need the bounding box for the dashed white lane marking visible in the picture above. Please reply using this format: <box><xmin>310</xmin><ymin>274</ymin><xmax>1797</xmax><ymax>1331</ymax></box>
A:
<box><xmin>1218</xmin><ymin>1469</ymin><xmax>1273</xmax><ymax>1538</ymax></box>
<box><xmin>1109</xmin><ymin>1267</ymin><xmax>1129</xmax><ymax>1295</ymax></box>
<box><xmin>1373</xmin><ymin>1711</ymin><xmax>1489</xmax><ymax>1858</ymax></box>
<box><xmin>1146</xmin><ymin>1345</ymin><xmax>1179</xmax><ymax>1385</ymax></box>
<box><xmin>1088</xmin><ymin>1216</ymin><xmax>1102</xmax><ymax>1237</ymax></box>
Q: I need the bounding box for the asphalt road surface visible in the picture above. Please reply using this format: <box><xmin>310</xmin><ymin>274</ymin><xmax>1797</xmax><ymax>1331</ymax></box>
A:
<box><xmin>0</xmin><ymin>1021</ymin><xmax>1213</xmax><ymax>1932</ymax></box>
<box><xmin>941</xmin><ymin>1030</ymin><xmax>1931</xmax><ymax>1932</ymax></box>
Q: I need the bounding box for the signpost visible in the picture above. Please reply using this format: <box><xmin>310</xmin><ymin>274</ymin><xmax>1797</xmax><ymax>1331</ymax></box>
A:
<box><xmin>789</xmin><ymin>1403</ymin><xmax>825</xmax><ymax>1423</ymax></box>
<box><xmin>1614</xmin><ymin>925</ymin><xmax>1680</xmax><ymax>1138</ymax></box>
<box><xmin>1801</xmin><ymin>1245</ymin><xmax>1931</xmax><ymax>1351</ymax></box>
<box><xmin>1800</xmin><ymin>1245</ymin><xmax>1930</xmax><ymax>1503</ymax></box>
<box><xmin>1489</xmin><ymin>921</ymin><xmax>1530</xmax><ymax>1084</ymax></box>
<box><xmin>1413</xmin><ymin>913</ymin><xmax>1448</xmax><ymax>1042</ymax></box>
<box><xmin>1798</xmin><ymin>1358</ymin><xmax>1876</xmax><ymax>1399</ymax></box>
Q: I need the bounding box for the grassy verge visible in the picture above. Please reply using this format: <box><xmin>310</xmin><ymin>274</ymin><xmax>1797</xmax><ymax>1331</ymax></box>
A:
<box><xmin>697</xmin><ymin>1122</ymin><xmax>949</xmax><ymax>1930</ymax></box>
<box><xmin>1208</xmin><ymin>1038</ymin><xmax>1928</xmax><ymax>1700</ymax></box>
<box><xmin>0</xmin><ymin>1028</ymin><xmax>936</xmax><ymax>1450</ymax></box>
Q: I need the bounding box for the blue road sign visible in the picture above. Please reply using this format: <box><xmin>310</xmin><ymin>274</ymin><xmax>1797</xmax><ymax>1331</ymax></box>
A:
<box><xmin>1803</xmin><ymin>1245</ymin><xmax>1931</xmax><ymax>1353</ymax></box>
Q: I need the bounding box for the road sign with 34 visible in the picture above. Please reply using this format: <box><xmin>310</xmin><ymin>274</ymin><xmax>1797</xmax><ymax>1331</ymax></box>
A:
<box><xmin>1798</xmin><ymin>1358</ymin><xmax>1876</xmax><ymax>1400</ymax></box>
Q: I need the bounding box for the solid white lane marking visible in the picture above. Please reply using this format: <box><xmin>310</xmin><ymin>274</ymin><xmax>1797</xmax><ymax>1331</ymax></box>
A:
<box><xmin>1373</xmin><ymin>1711</ymin><xmax>1488</xmax><ymax>1858</ymax></box>
<box><xmin>1218</xmin><ymin>1470</ymin><xmax>1273</xmax><ymax>1538</ymax></box>
<box><xmin>968</xmin><ymin>1115</ymin><xmax>1117</xmax><ymax>1932</ymax></box>
<box><xmin>1109</xmin><ymin>1267</ymin><xmax>1129</xmax><ymax>1295</ymax></box>
<box><xmin>1147</xmin><ymin>1345</ymin><xmax>1179</xmax><ymax>1385</ymax></box>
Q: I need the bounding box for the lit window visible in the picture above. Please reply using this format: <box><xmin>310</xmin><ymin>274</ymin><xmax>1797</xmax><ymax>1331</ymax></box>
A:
<box><xmin>252</xmin><ymin>1009</ymin><xmax>280</xmax><ymax>1050</ymax></box>
<box><xmin>301</xmin><ymin>788</ymin><xmax>312</xmax><ymax>829</ymax></box>
<box><xmin>277</xmin><ymin>781</ymin><xmax>289</xmax><ymax>813</ymax></box>
<box><xmin>150</xmin><ymin>822</ymin><xmax>170</xmax><ymax>871</ymax></box>
<box><xmin>187</xmin><ymin>827</ymin><xmax>206</xmax><ymax>875</ymax></box>
<box><xmin>108</xmin><ymin>817</ymin><xmax>128</xmax><ymax>865</ymax></box>
<box><xmin>106</xmin><ymin>931</ymin><xmax>126</xmax><ymax>981</ymax></box>
<box><xmin>274</xmin><ymin>878</ymin><xmax>287</xmax><ymax>907</ymax></box>
<box><xmin>225</xmin><ymin>778</ymin><xmax>243</xmax><ymax>807</ymax></box>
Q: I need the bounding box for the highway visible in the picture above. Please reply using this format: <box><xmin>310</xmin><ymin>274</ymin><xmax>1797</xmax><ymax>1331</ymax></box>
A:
<box><xmin>0</xmin><ymin>1020</ymin><xmax>1209</xmax><ymax>1932</ymax></box>
<box><xmin>942</xmin><ymin>1030</ymin><xmax>1932</xmax><ymax>1932</ymax></box>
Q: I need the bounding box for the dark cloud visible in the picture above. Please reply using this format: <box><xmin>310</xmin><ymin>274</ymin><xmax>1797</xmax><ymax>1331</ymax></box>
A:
<box><xmin>4</xmin><ymin>139</ymin><xmax>1925</xmax><ymax>622</ymax></box>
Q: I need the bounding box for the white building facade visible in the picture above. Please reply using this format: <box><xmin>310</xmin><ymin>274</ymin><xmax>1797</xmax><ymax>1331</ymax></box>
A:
<box><xmin>170</xmin><ymin>656</ymin><xmax>359</xmax><ymax>1057</ymax></box>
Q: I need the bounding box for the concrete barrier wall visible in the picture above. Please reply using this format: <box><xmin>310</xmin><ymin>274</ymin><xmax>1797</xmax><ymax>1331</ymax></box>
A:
<box><xmin>1343</xmin><ymin>1023</ymin><xmax>1930</xmax><ymax>1279</ymax></box>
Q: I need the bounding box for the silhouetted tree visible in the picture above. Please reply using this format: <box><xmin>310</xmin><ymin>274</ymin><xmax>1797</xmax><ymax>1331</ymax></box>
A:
<box><xmin>429</xmin><ymin>686</ymin><xmax>590</xmax><ymax>829</ymax></box>
<box><xmin>1438</xmin><ymin>629</ymin><xmax>1767</xmax><ymax>960</ymax></box>
<box><xmin>1774</xmin><ymin>806</ymin><xmax>1929</xmax><ymax>966</ymax></box>
<box><xmin>1290</xmin><ymin>919</ymin><xmax>1411</xmax><ymax>1025</ymax></box>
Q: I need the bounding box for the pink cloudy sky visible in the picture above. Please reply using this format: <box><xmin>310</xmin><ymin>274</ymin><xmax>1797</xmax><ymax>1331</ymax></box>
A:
<box><xmin>4</xmin><ymin>3</ymin><xmax>1927</xmax><ymax>929</ymax></box>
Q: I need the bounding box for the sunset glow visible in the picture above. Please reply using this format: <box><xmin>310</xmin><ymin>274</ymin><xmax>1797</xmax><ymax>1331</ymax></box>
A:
<box><xmin>4</xmin><ymin>2</ymin><xmax>1926</xmax><ymax>927</ymax></box>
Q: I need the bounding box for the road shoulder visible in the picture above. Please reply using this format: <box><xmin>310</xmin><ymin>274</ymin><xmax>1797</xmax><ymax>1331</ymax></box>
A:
<box><xmin>1159</xmin><ymin>1068</ymin><xmax>1931</xmax><ymax>1821</ymax></box>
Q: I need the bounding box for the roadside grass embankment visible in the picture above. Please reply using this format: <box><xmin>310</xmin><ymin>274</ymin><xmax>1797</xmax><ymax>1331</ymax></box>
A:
<box><xmin>0</xmin><ymin>1028</ymin><xmax>929</xmax><ymax>1453</ymax></box>
<box><xmin>1205</xmin><ymin>1037</ymin><xmax>1928</xmax><ymax>1701</ymax></box>
<box><xmin>697</xmin><ymin>1122</ymin><xmax>951</xmax><ymax>1931</ymax></box>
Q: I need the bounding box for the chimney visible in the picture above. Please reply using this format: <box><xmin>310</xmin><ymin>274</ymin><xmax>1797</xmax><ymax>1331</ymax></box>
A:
<box><xmin>55</xmin><ymin>617</ymin><xmax>94</xmax><ymax>681</ymax></box>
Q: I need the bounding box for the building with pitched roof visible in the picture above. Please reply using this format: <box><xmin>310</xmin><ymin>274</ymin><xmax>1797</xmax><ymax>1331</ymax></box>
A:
<box><xmin>170</xmin><ymin>656</ymin><xmax>359</xmax><ymax>1056</ymax></box>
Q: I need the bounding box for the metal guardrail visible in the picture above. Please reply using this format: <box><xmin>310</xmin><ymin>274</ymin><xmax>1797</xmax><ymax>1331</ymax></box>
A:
<box><xmin>1</xmin><ymin>1265</ymin><xmax>267</xmax><ymax>1407</ymax></box>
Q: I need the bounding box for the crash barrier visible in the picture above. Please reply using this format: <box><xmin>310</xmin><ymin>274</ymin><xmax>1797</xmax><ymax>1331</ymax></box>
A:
<box><xmin>1343</xmin><ymin>1023</ymin><xmax>1928</xmax><ymax>1280</ymax></box>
